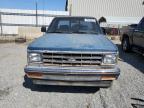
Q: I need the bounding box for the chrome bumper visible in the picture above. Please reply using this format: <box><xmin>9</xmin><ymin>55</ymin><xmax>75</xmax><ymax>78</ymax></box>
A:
<box><xmin>24</xmin><ymin>65</ymin><xmax>120</xmax><ymax>87</ymax></box>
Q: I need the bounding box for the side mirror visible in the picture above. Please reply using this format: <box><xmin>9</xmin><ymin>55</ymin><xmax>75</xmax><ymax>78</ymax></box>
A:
<box><xmin>41</xmin><ymin>26</ymin><xmax>46</xmax><ymax>32</ymax></box>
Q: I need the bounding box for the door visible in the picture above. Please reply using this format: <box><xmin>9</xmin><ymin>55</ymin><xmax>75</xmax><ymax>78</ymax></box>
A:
<box><xmin>133</xmin><ymin>18</ymin><xmax>144</xmax><ymax>48</ymax></box>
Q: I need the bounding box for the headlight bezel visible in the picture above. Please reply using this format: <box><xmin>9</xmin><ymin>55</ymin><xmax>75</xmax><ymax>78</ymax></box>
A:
<box><xmin>102</xmin><ymin>53</ymin><xmax>118</xmax><ymax>65</ymax></box>
<box><xmin>28</xmin><ymin>52</ymin><xmax>42</xmax><ymax>63</ymax></box>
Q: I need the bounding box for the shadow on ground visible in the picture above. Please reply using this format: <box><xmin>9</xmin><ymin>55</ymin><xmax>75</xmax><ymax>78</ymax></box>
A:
<box><xmin>131</xmin><ymin>97</ymin><xmax>144</xmax><ymax>108</ymax></box>
<box><xmin>117</xmin><ymin>44</ymin><xmax>144</xmax><ymax>73</ymax></box>
<box><xmin>23</xmin><ymin>76</ymin><xmax>99</xmax><ymax>93</ymax></box>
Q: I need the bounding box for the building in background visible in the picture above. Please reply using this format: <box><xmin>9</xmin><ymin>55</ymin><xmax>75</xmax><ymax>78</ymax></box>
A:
<box><xmin>65</xmin><ymin>0</ymin><xmax>144</xmax><ymax>27</ymax></box>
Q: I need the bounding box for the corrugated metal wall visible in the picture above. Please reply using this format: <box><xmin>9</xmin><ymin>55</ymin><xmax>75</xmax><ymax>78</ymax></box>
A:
<box><xmin>67</xmin><ymin>0</ymin><xmax>144</xmax><ymax>23</ymax></box>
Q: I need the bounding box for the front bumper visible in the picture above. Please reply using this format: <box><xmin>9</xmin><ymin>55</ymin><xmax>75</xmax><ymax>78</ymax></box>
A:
<box><xmin>24</xmin><ymin>65</ymin><xmax>120</xmax><ymax>87</ymax></box>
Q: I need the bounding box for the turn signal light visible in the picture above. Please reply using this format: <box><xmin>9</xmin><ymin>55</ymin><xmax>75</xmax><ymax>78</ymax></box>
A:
<box><xmin>26</xmin><ymin>72</ymin><xmax>43</xmax><ymax>78</ymax></box>
<box><xmin>101</xmin><ymin>76</ymin><xmax>116</xmax><ymax>80</ymax></box>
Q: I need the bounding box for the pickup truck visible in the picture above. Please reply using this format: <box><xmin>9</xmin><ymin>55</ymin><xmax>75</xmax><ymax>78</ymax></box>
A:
<box><xmin>24</xmin><ymin>17</ymin><xmax>120</xmax><ymax>87</ymax></box>
<box><xmin>121</xmin><ymin>17</ymin><xmax>144</xmax><ymax>55</ymax></box>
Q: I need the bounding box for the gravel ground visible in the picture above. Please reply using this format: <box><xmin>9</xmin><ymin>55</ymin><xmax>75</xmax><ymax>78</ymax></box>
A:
<box><xmin>0</xmin><ymin>41</ymin><xmax>144</xmax><ymax>108</ymax></box>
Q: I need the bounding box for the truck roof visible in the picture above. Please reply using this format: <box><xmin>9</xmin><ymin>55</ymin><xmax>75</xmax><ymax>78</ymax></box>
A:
<box><xmin>55</xmin><ymin>16</ymin><xmax>97</xmax><ymax>20</ymax></box>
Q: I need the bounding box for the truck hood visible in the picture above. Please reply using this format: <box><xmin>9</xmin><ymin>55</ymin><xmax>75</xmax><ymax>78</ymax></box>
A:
<box><xmin>28</xmin><ymin>33</ymin><xmax>118</xmax><ymax>52</ymax></box>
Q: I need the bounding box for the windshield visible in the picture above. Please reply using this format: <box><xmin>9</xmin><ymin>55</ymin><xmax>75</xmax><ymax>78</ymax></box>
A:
<box><xmin>47</xmin><ymin>17</ymin><xmax>102</xmax><ymax>34</ymax></box>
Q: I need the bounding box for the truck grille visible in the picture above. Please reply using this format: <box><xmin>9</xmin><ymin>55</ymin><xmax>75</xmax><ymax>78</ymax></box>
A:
<box><xmin>42</xmin><ymin>52</ymin><xmax>103</xmax><ymax>66</ymax></box>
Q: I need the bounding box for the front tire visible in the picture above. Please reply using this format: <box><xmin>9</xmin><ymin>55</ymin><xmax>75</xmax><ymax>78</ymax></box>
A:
<box><xmin>24</xmin><ymin>75</ymin><xmax>34</xmax><ymax>88</ymax></box>
<box><xmin>122</xmin><ymin>38</ymin><xmax>131</xmax><ymax>52</ymax></box>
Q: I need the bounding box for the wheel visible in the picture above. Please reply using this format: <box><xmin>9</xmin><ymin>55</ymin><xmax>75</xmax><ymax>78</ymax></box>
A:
<box><xmin>122</xmin><ymin>38</ymin><xmax>131</xmax><ymax>52</ymax></box>
<box><xmin>23</xmin><ymin>75</ymin><xmax>33</xmax><ymax>88</ymax></box>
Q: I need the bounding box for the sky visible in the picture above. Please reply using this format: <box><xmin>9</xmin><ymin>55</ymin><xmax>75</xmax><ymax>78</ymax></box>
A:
<box><xmin>0</xmin><ymin>0</ymin><xmax>66</xmax><ymax>11</ymax></box>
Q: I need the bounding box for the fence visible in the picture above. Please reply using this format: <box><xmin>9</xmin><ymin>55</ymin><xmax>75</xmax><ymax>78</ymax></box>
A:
<box><xmin>0</xmin><ymin>8</ymin><xmax>69</xmax><ymax>37</ymax></box>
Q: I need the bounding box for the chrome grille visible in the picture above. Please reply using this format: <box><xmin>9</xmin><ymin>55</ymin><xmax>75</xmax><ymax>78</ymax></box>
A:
<box><xmin>42</xmin><ymin>52</ymin><xmax>103</xmax><ymax>66</ymax></box>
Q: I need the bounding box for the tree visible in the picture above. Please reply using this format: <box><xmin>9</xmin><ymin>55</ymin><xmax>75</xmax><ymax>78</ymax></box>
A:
<box><xmin>98</xmin><ymin>17</ymin><xmax>107</xmax><ymax>24</ymax></box>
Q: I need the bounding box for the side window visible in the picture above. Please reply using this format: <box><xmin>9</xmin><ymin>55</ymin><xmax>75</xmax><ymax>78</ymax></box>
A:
<box><xmin>141</xmin><ymin>20</ymin><xmax>144</xmax><ymax>30</ymax></box>
<box><xmin>138</xmin><ymin>18</ymin><xmax>144</xmax><ymax>30</ymax></box>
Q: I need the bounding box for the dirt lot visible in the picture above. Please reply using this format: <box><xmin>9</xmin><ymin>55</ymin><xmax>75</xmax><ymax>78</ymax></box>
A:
<box><xmin>0</xmin><ymin>41</ymin><xmax>144</xmax><ymax>108</ymax></box>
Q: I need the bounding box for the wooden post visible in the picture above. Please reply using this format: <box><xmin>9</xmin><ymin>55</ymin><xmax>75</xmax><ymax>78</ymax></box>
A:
<box><xmin>69</xmin><ymin>4</ymin><xmax>72</xmax><ymax>16</ymax></box>
<box><xmin>0</xmin><ymin>11</ymin><xmax>3</xmax><ymax>36</ymax></box>
<box><xmin>36</xmin><ymin>1</ymin><xmax>38</xmax><ymax>27</ymax></box>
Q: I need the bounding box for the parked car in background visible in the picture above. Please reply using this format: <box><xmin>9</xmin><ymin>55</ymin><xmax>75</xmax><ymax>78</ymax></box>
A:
<box><xmin>121</xmin><ymin>17</ymin><xmax>144</xmax><ymax>55</ymax></box>
<box><xmin>24</xmin><ymin>17</ymin><xmax>120</xmax><ymax>88</ymax></box>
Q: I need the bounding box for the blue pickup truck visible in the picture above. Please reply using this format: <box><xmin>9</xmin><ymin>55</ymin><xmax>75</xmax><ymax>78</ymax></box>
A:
<box><xmin>24</xmin><ymin>17</ymin><xmax>120</xmax><ymax>87</ymax></box>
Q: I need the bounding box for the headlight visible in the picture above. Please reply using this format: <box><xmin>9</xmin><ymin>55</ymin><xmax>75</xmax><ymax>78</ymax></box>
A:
<box><xmin>103</xmin><ymin>54</ymin><xmax>117</xmax><ymax>65</ymax></box>
<box><xmin>28</xmin><ymin>53</ymin><xmax>41</xmax><ymax>62</ymax></box>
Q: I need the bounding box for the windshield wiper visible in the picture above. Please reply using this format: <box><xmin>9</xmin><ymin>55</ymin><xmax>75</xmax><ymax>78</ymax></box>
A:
<box><xmin>71</xmin><ymin>31</ymin><xmax>98</xmax><ymax>34</ymax></box>
<box><xmin>89</xmin><ymin>31</ymin><xmax>99</xmax><ymax>34</ymax></box>
<box><xmin>48</xmin><ymin>31</ymin><xmax>98</xmax><ymax>34</ymax></box>
<box><xmin>71</xmin><ymin>31</ymin><xmax>87</xmax><ymax>34</ymax></box>
<box><xmin>48</xmin><ymin>31</ymin><xmax>71</xmax><ymax>34</ymax></box>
